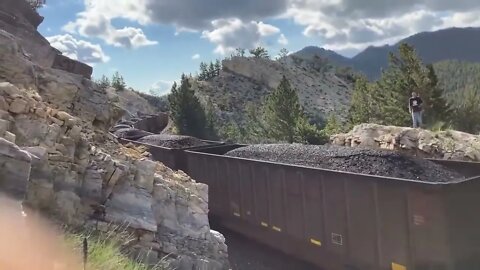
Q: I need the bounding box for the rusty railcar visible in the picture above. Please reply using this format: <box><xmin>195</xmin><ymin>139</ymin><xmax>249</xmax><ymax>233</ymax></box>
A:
<box><xmin>115</xmin><ymin>136</ymin><xmax>225</xmax><ymax>171</ymax></box>
<box><xmin>185</xmin><ymin>145</ymin><xmax>480</xmax><ymax>270</ymax></box>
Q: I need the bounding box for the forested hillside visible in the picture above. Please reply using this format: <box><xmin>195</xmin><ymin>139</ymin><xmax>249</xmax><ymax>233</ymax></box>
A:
<box><xmin>434</xmin><ymin>60</ymin><xmax>480</xmax><ymax>96</ymax></box>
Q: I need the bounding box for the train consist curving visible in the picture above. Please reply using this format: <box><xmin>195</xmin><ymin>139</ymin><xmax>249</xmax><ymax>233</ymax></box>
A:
<box><xmin>117</xmin><ymin>136</ymin><xmax>480</xmax><ymax>270</ymax></box>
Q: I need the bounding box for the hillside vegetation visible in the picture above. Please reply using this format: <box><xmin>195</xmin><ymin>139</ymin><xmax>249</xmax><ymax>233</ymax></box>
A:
<box><xmin>193</xmin><ymin>53</ymin><xmax>354</xmax><ymax>133</ymax></box>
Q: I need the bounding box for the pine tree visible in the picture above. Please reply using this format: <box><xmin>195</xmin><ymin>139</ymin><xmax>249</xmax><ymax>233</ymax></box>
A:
<box><xmin>295</xmin><ymin>117</ymin><xmax>328</xmax><ymax>145</ymax></box>
<box><xmin>453</xmin><ymin>86</ymin><xmax>480</xmax><ymax>133</ymax></box>
<box><xmin>278</xmin><ymin>48</ymin><xmax>289</xmax><ymax>59</ymax></box>
<box><xmin>348</xmin><ymin>76</ymin><xmax>375</xmax><ymax>125</ymax></box>
<box><xmin>199</xmin><ymin>62</ymin><xmax>208</xmax><ymax>81</ymax></box>
<box><xmin>204</xmin><ymin>99</ymin><xmax>218</xmax><ymax>139</ymax></box>
<box><xmin>373</xmin><ymin>43</ymin><xmax>433</xmax><ymax>126</ymax></box>
<box><xmin>244</xmin><ymin>102</ymin><xmax>269</xmax><ymax>142</ymax></box>
<box><xmin>27</xmin><ymin>0</ymin><xmax>45</xmax><ymax>10</ymax></box>
<box><xmin>208</xmin><ymin>62</ymin><xmax>216</xmax><ymax>79</ymax></box>
<box><xmin>214</xmin><ymin>60</ymin><xmax>222</xmax><ymax>76</ymax></box>
<box><xmin>425</xmin><ymin>64</ymin><xmax>452</xmax><ymax>124</ymax></box>
<box><xmin>323</xmin><ymin>113</ymin><xmax>343</xmax><ymax>136</ymax></box>
<box><xmin>263</xmin><ymin>76</ymin><xmax>303</xmax><ymax>143</ymax></box>
<box><xmin>111</xmin><ymin>71</ymin><xmax>126</xmax><ymax>92</ymax></box>
<box><xmin>249</xmin><ymin>47</ymin><xmax>269</xmax><ymax>59</ymax></box>
<box><xmin>235</xmin><ymin>48</ymin><xmax>246</xmax><ymax>57</ymax></box>
<box><xmin>168</xmin><ymin>75</ymin><xmax>208</xmax><ymax>138</ymax></box>
<box><xmin>96</xmin><ymin>75</ymin><xmax>111</xmax><ymax>90</ymax></box>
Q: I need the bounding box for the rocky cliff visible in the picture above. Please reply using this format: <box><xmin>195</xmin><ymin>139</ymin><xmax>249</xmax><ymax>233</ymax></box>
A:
<box><xmin>0</xmin><ymin>3</ymin><xmax>228</xmax><ymax>269</ymax></box>
<box><xmin>195</xmin><ymin>55</ymin><xmax>353</xmax><ymax>126</ymax></box>
<box><xmin>332</xmin><ymin>124</ymin><xmax>480</xmax><ymax>161</ymax></box>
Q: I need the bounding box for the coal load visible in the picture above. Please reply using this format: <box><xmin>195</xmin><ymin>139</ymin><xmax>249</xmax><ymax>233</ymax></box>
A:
<box><xmin>114</xmin><ymin>128</ymin><xmax>153</xmax><ymax>140</ymax></box>
<box><xmin>226</xmin><ymin>144</ymin><xmax>464</xmax><ymax>182</ymax></box>
<box><xmin>137</xmin><ymin>134</ymin><xmax>209</xmax><ymax>149</ymax></box>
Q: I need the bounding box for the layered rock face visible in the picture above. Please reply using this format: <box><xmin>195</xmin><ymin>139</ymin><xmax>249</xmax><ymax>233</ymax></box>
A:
<box><xmin>332</xmin><ymin>124</ymin><xmax>480</xmax><ymax>161</ymax></box>
<box><xmin>0</xmin><ymin>3</ymin><xmax>229</xmax><ymax>269</ymax></box>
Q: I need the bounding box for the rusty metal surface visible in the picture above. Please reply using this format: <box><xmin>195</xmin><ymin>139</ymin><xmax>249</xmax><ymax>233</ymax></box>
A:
<box><xmin>429</xmin><ymin>159</ymin><xmax>480</xmax><ymax>179</ymax></box>
<box><xmin>184</xmin><ymin>148</ymin><xmax>480</xmax><ymax>270</ymax></box>
<box><xmin>114</xmin><ymin>134</ymin><xmax>225</xmax><ymax>171</ymax></box>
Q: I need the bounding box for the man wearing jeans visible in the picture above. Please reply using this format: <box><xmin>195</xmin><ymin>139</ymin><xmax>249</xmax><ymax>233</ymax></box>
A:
<box><xmin>409</xmin><ymin>92</ymin><xmax>423</xmax><ymax>128</ymax></box>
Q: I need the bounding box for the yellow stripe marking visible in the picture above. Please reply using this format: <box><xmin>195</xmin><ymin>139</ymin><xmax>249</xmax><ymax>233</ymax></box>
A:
<box><xmin>261</xmin><ymin>222</ymin><xmax>268</xmax><ymax>227</ymax></box>
<box><xmin>272</xmin><ymin>226</ymin><xmax>282</xmax><ymax>232</ymax></box>
<box><xmin>310</xmin><ymin>239</ymin><xmax>322</xmax><ymax>246</ymax></box>
<box><xmin>392</xmin><ymin>262</ymin><xmax>407</xmax><ymax>270</ymax></box>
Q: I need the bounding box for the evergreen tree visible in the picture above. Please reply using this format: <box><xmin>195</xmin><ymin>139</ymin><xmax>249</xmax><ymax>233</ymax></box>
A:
<box><xmin>204</xmin><ymin>99</ymin><xmax>218</xmax><ymax>139</ymax></box>
<box><xmin>263</xmin><ymin>76</ymin><xmax>303</xmax><ymax>143</ymax></box>
<box><xmin>249</xmin><ymin>47</ymin><xmax>269</xmax><ymax>59</ymax></box>
<box><xmin>348</xmin><ymin>76</ymin><xmax>375</xmax><ymax>125</ymax></box>
<box><xmin>278</xmin><ymin>48</ymin><xmax>289</xmax><ymax>59</ymax></box>
<box><xmin>323</xmin><ymin>113</ymin><xmax>343</xmax><ymax>136</ymax></box>
<box><xmin>111</xmin><ymin>71</ymin><xmax>126</xmax><ymax>92</ymax></box>
<box><xmin>208</xmin><ymin>62</ymin><xmax>216</xmax><ymax>79</ymax></box>
<box><xmin>235</xmin><ymin>48</ymin><xmax>246</xmax><ymax>57</ymax></box>
<box><xmin>372</xmin><ymin>43</ymin><xmax>446</xmax><ymax>127</ymax></box>
<box><xmin>214</xmin><ymin>60</ymin><xmax>222</xmax><ymax>76</ymax></box>
<box><xmin>168</xmin><ymin>75</ymin><xmax>208</xmax><ymax>138</ymax></box>
<box><xmin>199</xmin><ymin>62</ymin><xmax>208</xmax><ymax>81</ymax></box>
<box><xmin>96</xmin><ymin>75</ymin><xmax>111</xmax><ymax>90</ymax></box>
<box><xmin>295</xmin><ymin>117</ymin><xmax>328</xmax><ymax>145</ymax></box>
<box><xmin>453</xmin><ymin>86</ymin><xmax>480</xmax><ymax>133</ymax></box>
<box><xmin>27</xmin><ymin>0</ymin><xmax>45</xmax><ymax>10</ymax></box>
<box><xmin>244</xmin><ymin>102</ymin><xmax>269</xmax><ymax>142</ymax></box>
<box><xmin>425</xmin><ymin>64</ymin><xmax>452</xmax><ymax>124</ymax></box>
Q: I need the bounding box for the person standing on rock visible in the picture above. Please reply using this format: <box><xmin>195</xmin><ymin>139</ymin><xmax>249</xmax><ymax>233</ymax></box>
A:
<box><xmin>409</xmin><ymin>92</ymin><xmax>423</xmax><ymax>128</ymax></box>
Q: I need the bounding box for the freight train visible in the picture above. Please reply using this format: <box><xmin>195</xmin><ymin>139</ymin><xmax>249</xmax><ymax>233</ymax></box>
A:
<box><xmin>117</xmin><ymin>136</ymin><xmax>480</xmax><ymax>270</ymax></box>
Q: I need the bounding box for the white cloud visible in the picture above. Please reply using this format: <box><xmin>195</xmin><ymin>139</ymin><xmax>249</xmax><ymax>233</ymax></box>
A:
<box><xmin>149</xmin><ymin>80</ymin><xmax>174</xmax><ymax>96</ymax></box>
<box><xmin>278</xmin><ymin>34</ymin><xmax>289</xmax><ymax>45</ymax></box>
<box><xmin>63</xmin><ymin>5</ymin><xmax>157</xmax><ymax>49</ymax></box>
<box><xmin>46</xmin><ymin>34</ymin><xmax>110</xmax><ymax>64</ymax></box>
<box><xmin>192</xmin><ymin>54</ymin><xmax>201</xmax><ymax>60</ymax></box>
<box><xmin>66</xmin><ymin>0</ymin><xmax>480</xmax><ymax>55</ymax></box>
<box><xmin>286</xmin><ymin>0</ymin><xmax>480</xmax><ymax>51</ymax></box>
<box><xmin>202</xmin><ymin>19</ymin><xmax>281</xmax><ymax>54</ymax></box>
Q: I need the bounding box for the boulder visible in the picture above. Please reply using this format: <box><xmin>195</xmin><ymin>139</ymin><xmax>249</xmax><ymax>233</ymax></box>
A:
<box><xmin>8</xmin><ymin>98</ymin><xmax>28</xmax><ymax>114</ymax></box>
<box><xmin>105</xmin><ymin>182</ymin><xmax>157</xmax><ymax>232</ymax></box>
<box><xmin>0</xmin><ymin>138</ymin><xmax>31</xmax><ymax>199</ymax></box>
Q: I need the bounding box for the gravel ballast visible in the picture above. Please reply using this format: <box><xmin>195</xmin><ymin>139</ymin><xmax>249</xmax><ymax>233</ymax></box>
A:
<box><xmin>137</xmin><ymin>134</ymin><xmax>210</xmax><ymax>148</ymax></box>
<box><xmin>226</xmin><ymin>144</ymin><xmax>464</xmax><ymax>182</ymax></box>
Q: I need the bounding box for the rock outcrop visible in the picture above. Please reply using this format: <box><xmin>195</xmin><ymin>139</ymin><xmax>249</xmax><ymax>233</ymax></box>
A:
<box><xmin>0</xmin><ymin>0</ymin><xmax>92</xmax><ymax>78</ymax></box>
<box><xmin>0</xmin><ymin>2</ymin><xmax>229</xmax><ymax>269</ymax></box>
<box><xmin>332</xmin><ymin>124</ymin><xmax>480</xmax><ymax>161</ymax></box>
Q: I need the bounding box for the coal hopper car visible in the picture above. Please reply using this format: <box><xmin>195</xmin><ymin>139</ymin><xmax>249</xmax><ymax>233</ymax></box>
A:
<box><xmin>184</xmin><ymin>145</ymin><xmax>480</xmax><ymax>270</ymax></box>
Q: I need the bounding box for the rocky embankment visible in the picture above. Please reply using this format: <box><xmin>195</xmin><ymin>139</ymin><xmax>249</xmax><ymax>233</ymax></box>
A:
<box><xmin>332</xmin><ymin>124</ymin><xmax>480</xmax><ymax>161</ymax></box>
<box><xmin>0</xmin><ymin>2</ymin><xmax>229</xmax><ymax>269</ymax></box>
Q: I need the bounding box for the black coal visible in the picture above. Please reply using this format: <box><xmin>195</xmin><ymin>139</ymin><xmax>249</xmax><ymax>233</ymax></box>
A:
<box><xmin>226</xmin><ymin>144</ymin><xmax>464</xmax><ymax>182</ymax></box>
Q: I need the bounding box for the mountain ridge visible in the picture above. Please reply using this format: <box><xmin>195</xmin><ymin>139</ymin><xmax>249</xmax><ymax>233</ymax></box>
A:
<box><xmin>293</xmin><ymin>27</ymin><xmax>480</xmax><ymax>79</ymax></box>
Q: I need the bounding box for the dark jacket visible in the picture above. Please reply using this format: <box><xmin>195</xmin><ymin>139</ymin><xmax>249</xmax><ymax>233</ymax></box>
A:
<box><xmin>409</xmin><ymin>97</ymin><xmax>423</xmax><ymax>112</ymax></box>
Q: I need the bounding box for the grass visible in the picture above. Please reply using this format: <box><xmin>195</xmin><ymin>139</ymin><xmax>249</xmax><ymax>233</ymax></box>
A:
<box><xmin>66</xmin><ymin>227</ymin><xmax>168</xmax><ymax>270</ymax></box>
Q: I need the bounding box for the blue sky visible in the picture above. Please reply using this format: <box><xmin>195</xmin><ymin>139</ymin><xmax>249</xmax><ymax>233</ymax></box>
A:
<box><xmin>38</xmin><ymin>0</ymin><xmax>480</xmax><ymax>94</ymax></box>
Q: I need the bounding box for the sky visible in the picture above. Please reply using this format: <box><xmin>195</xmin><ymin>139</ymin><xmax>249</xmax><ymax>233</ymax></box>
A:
<box><xmin>38</xmin><ymin>0</ymin><xmax>480</xmax><ymax>95</ymax></box>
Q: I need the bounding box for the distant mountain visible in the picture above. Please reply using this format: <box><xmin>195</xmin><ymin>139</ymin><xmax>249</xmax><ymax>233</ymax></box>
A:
<box><xmin>294</xmin><ymin>46</ymin><xmax>351</xmax><ymax>66</ymax></box>
<box><xmin>294</xmin><ymin>27</ymin><xmax>480</xmax><ymax>79</ymax></box>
